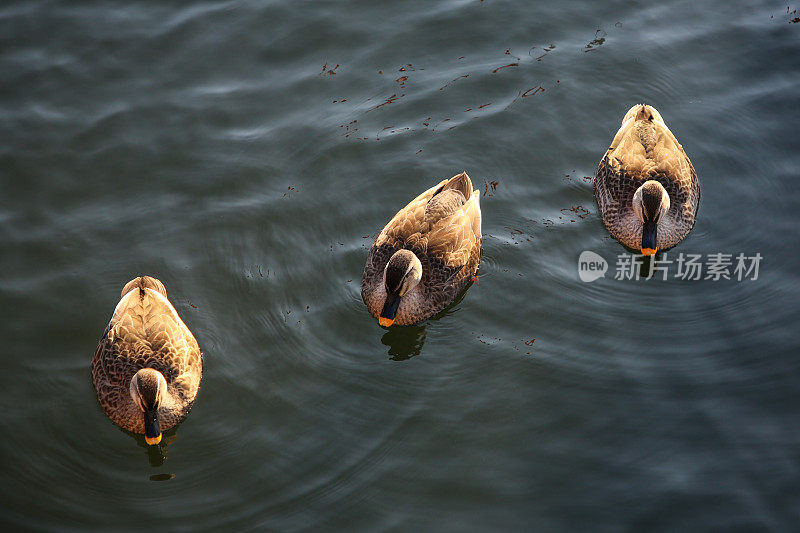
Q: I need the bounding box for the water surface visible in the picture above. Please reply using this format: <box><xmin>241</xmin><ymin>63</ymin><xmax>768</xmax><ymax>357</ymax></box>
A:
<box><xmin>1</xmin><ymin>0</ymin><xmax>799</xmax><ymax>530</ymax></box>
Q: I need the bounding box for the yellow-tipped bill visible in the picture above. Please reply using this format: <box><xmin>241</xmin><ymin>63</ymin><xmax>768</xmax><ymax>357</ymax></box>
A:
<box><xmin>379</xmin><ymin>292</ymin><xmax>400</xmax><ymax>327</ymax></box>
<box><xmin>641</xmin><ymin>219</ymin><xmax>658</xmax><ymax>256</ymax></box>
<box><xmin>143</xmin><ymin>407</ymin><xmax>161</xmax><ymax>446</ymax></box>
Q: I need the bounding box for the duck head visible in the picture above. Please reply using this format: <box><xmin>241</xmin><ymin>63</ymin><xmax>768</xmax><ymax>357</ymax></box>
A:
<box><xmin>129</xmin><ymin>368</ymin><xmax>168</xmax><ymax>445</ymax></box>
<box><xmin>632</xmin><ymin>180</ymin><xmax>670</xmax><ymax>256</ymax></box>
<box><xmin>379</xmin><ymin>250</ymin><xmax>422</xmax><ymax>327</ymax></box>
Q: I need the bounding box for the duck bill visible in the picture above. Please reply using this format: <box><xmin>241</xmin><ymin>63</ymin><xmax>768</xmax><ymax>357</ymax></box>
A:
<box><xmin>641</xmin><ymin>220</ymin><xmax>658</xmax><ymax>256</ymax></box>
<box><xmin>144</xmin><ymin>408</ymin><xmax>162</xmax><ymax>446</ymax></box>
<box><xmin>378</xmin><ymin>293</ymin><xmax>401</xmax><ymax>327</ymax></box>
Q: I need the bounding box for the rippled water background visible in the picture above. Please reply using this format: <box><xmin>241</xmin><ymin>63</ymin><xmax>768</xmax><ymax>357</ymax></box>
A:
<box><xmin>2</xmin><ymin>0</ymin><xmax>799</xmax><ymax>530</ymax></box>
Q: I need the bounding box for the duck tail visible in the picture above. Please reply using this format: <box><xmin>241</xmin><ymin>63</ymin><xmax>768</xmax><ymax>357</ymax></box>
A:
<box><xmin>444</xmin><ymin>172</ymin><xmax>472</xmax><ymax>198</ymax></box>
<box><xmin>121</xmin><ymin>276</ymin><xmax>168</xmax><ymax>299</ymax></box>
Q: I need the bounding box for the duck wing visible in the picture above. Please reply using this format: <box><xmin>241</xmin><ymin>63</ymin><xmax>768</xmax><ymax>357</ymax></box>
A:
<box><xmin>93</xmin><ymin>278</ymin><xmax>201</xmax><ymax>403</ymax></box>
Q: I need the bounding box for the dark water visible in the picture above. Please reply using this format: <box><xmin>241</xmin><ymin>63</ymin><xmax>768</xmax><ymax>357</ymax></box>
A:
<box><xmin>2</xmin><ymin>0</ymin><xmax>799</xmax><ymax>530</ymax></box>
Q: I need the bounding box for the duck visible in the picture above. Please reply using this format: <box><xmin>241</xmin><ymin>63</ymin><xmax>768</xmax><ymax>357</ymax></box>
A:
<box><xmin>91</xmin><ymin>276</ymin><xmax>202</xmax><ymax>445</ymax></box>
<box><xmin>362</xmin><ymin>172</ymin><xmax>482</xmax><ymax>326</ymax></box>
<box><xmin>594</xmin><ymin>104</ymin><xmax>700</xmax><ymax>255</ymax></box>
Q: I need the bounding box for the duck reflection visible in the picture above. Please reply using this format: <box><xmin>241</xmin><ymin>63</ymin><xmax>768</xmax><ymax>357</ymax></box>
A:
<box><xmin>125</xmin><ymin>426</ymin><xmax>178</xmax><ymax>467</ymax></box>
<box><xmin>381</xmin><ymin>324</ymin><xmax>427</xmax><ymax>360</ymax></box>
<box><xmin>639</xmin><ymin>254</ymin><xmax>661</xmax><ymax>279</ymax></box>
<box><xmin>379</xmin><ymin>279</ymin><xmax>476</xmax><ymax>360</ymax></box>
<box><xmin>614</xmin><ymin>250</ymin><xmax>660</xmax><ymax>279</ymax></box>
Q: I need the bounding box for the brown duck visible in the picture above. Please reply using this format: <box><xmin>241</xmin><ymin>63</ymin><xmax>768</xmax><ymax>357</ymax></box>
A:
<box><xmin>362</xmin><ymin>172</ymin><xmax>482</xmax><ymax>326</ymax></box>
<box><xmin>91</xmin><ymin>276</ymin><xmax>202</xmax><ymax>445</ymax></box>
<box><xmin>594</xmin><ymin>104</ymin><xmax>700</xmax><ymax>255</ymax></box>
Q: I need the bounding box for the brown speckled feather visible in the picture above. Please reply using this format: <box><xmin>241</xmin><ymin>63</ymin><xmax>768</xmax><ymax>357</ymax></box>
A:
<box><xmin>362</xmin><ymin>172</ymin><xmax>482</xmax><ymax>325</ymax></box>
<box><xmin>594</xmin><ymin>104</ymin><xmax>700</xmax><ymax>251</ymax></box>
<box><xmin>91</xmin><ymin>276</ymin><xmax>202</xmax><ymax>434</ymax></box>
